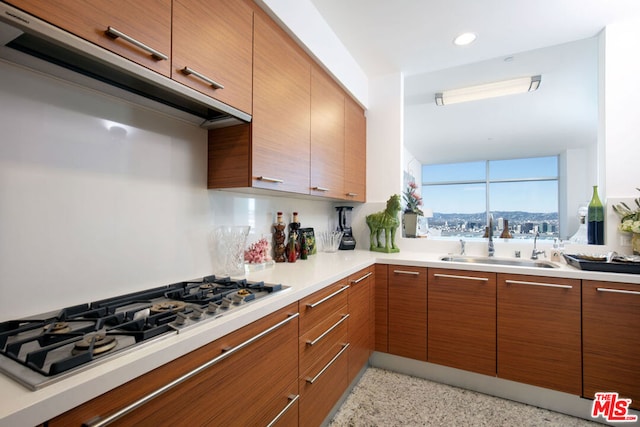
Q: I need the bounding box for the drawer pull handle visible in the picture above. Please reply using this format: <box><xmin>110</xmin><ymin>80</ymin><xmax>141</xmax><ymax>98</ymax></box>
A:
<box><xmin>596</xmin><ymin>287</ymin><xmax>640</xmax><ymax>295</ymax></box>
<box><xmin>306</xmin><ymin>314</ymin><xmax>349</xmax><ymax>346</ymax></box>
<box><xmin>434</xmin><ymin>273</ymin><xmax>489</xmax><ymax>282</ymax></box>
<box><xmin>257</xmin><ymin>176</ymin><xmax>284</xmax><ymax>184</ymax></box>
<box><xmin>312</xmin><ymin>186</ymin><xmax>330</xmax><ymax>192</ymax></box>
<box><xmin>505</xmin><ymin>279</ymin><xmax>571</xmax><ymax>289</ymax></box>
<box><xmin>393</xmin><ymin>270</ymin><xmax>420</xmax><ymax>276</ymax></box>
<box><xmin>306</xmin><ymin>343</ymin><xmax>349</xmax><ymax>384</ymax></box>
<box><xmin>83</xmin><ymin>313</ymin><xmax>299</xmax><ymax>426</ymax></box>
<box><xmin>182</xmin><ymin>66</ymin><xmax>224</xmax><ymax>89</ymax></box>
<box><xmin>266</xmin><ymin>394</ymin><xmax>299</xmax><ymax>427</ymax></box>
<box><xmin>350</xmin><ymin>272</ymin><xmax>373</xmax><ymax>285</ymax></box>
<box><xmin>346</xmin><ymin>192</ymin><xmax>359</xmax><ymax>197</ymax></box>
<box><xmin>306</xmin><ymin>285</ymin><xmax>350</xmax><ymax>308</ymax></box>
<box><xmin>105</xmin><ymin>26</ymin><xmax>168</xmax><ymax>61</ymax></box>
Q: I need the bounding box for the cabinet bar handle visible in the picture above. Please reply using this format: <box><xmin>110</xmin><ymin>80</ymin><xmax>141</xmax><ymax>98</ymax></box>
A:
<box><xmin>312</xmin><ymin>186</ymin><xmax>330</xmax><ymax>192</ymax></box>
<box><xmin>257</xmin><ymin>176</ymin><xmax>284</xmax><ymax>184</ymax></box>
<box><xmin>105</xmin><ymin>27</ymin><xmax>168</xmax><ymax>61</ymax></box>
<box><xmin>266</xmin><ymin>394</ymin><xmax>299</xmax><ymax>427</ymax></box>
<box><xmin>596</xmin><ymin>287</ymin><xmax>640</xmax><ymax>295</ymax></box>
<box><xmin>306</xmin><ymin>314</ymin><xmax>349</xmax><ymax>346</ymax></box>
<box><xmin>350</xmin><ymin>272</ymin><xmax>373</xmax><ymax>284</ymax></box>
<box><xmin>306</xmin><ymin>285</ymin><xmax>349</xmax><ymax>308</ymax></box>
<box><xmin>346</xmin><ymin>192</ymin><xmax>359</xmax><ymax>197</ymax></box>
<box><xmin>434</xmin><ymin>273</ymin><xmax>489</xmax><ymax>282</ymax></box>
<box><xmin>505</xmin><ymin>279</ymin><xmax>571</xmax><ymax>289</ymax></box>
<box><xmin>181</xmin><ymin>66</ymin><xmax>224</xmax><ymax>89</ymax></box>
<box><xmin>393</xmin><ymin>270</ymin><xmax>420</xmax><ymax>276</ymax></box>
<box><xmin>84</xmin><ymin>313</ymin><xmax>299</xmax><ymax>427</ymax></box>
<box><xmin>305</xmin><ymin>343</ymin><xmax>349</xmax><ymax>384</ymax></box>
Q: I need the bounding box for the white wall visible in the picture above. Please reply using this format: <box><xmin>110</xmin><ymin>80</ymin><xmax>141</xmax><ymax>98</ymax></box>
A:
<box><xmin>0</xmin><ymin>61</ymin><xmax>336</xmax><ymax>320</ymax></box>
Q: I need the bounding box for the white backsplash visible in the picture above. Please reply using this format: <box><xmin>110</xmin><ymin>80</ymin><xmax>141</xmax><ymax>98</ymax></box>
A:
<box><xmin>0</xmin><ymin>60</ymin><xmax>342</xmax><ymax>320</ymax></box>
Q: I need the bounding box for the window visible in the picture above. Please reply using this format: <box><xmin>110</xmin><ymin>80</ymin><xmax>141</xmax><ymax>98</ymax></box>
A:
<box><xmin>422</xmin><ymin>156</ymin><xmax>559</xmax><ymax>240</ymax></box>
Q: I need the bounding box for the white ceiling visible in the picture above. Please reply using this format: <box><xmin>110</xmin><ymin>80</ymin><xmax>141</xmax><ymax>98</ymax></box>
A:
<box><xmin>308</xmin><ymin>0</ymin><xmax>640</xmax><ymax>165</ymax></box>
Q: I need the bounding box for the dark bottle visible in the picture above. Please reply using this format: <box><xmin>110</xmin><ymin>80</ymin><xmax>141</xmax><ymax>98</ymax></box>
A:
<box><xmin>587</xmin><ymin>185</ymin><xmax>604</xmax><ymax>245</ymax></box>
<box><xmin>273</xmin><ymin>212</ymin><xmax>287</xmax><ymax>263</ymax></box>
<box><xmin>285</xmin><ymin>212</ymin><xmax>301</xmax><ymax>261</ymax></box>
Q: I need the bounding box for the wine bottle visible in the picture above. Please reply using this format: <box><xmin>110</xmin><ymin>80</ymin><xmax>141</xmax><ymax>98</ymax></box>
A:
<box><xmin>587</xmin><ymin>185</ymin><xmax>604</xmax><ymax>245</ymax></box>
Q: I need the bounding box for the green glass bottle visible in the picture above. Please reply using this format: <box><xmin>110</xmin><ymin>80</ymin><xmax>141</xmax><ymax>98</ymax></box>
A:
<box><xmin>587</xmin><ymin>185</ymin><xmax>604</xmax><ymax>245</ymax></box>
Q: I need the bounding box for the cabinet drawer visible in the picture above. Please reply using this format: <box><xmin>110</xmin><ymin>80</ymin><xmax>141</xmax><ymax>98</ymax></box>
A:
<box><xmin>299</xmin><ymin>280</ymin><xmax>349</xmax><ymax>335</ymax></box>
<box><xmin>300</xmin><ymin>307</ymin><xmax>348</xmax><ymax>377</ymax></box>
<box><xmin>299</xmin><ymin>339</ymin><xmax>349</xmax><ymax>426</ymax></box>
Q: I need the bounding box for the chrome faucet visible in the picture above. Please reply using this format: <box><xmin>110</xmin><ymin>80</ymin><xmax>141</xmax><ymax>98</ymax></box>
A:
<box><xmin>487</xmin><ymin>215</ymin><xmax>494</xmax><ymax>257</ymax></box>
<box><xmin>531</xmin><ymin>231</ymin><xmax>546</xmax><ymax>260</ymax></box>
<box><xmin>459</xmin><ymin>239</ymin><xmax>466</xmax><ymax>255</ymax></box>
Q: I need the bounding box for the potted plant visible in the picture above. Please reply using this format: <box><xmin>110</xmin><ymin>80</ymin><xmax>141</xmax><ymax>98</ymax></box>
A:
<box><xmin>402</xmin><ymin>181</ymin><xmax>424</xmax><ymax>237</ymax></box>
<box><xmin>612</xmin><ymin>188</ymin><xmax>640</xmax><ymax>255</ymax></box>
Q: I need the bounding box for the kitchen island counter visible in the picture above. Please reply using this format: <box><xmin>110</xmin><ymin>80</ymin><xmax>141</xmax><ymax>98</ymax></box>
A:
<box><xmin>1</xmin><ymin>249</ymin><xmax>639</xmax><ymax>426</ymax></box>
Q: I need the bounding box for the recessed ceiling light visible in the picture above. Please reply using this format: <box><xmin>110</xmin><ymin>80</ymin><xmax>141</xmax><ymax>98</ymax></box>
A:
<box><xmin>453</xmin><ymin>32</ymin><xmax>477</xmax><ymax>46</ymax></box>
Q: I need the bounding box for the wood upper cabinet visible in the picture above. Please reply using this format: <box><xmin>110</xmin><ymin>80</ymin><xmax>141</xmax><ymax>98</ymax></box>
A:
<box><xmin>583</xmin><ymin>280</ymin><xmax>640</xmax><ymax>409</ymax></box>
<box><xmin>171</xmin><ymin>0</ymin><xmax>253</xmax><ymax>114</ymax></box>
<box><xmin>6</xmin><ymin>0</ymin><xmax>172</xmax><ymax>76</ymax></box>
<box><xmin>347</xmin><ymin>266</ymin><xmax>374</xmax><ymax>383</ymax></box>
<box><xmin>49</xmin><ymin>303</ymin><xmax>299</xmax><ymax>426</ymax></box>
<box><xmin>497</xmin><ymin>274</ymin><xmax>581</xmax><ymax>394</ymax></box>
<box><xmin>310</xmin><ymin>65</ymin><xmax>345</xmax><ymax>199</ymax></box>
<box><xmin>344</xmin><ymin>96</ymin><xmax>366</xmax><ymax>202</ymax></box>
<box><xmin>208</xmin><ymin>10</ymin><xmax>311</xmax><ymax>195</ymax></box>
<box><xmin>428</xmin><ymin>269</ymin><xmax>496</xmax><ymax>376</ymax></box>
<box><xmin>388</xmin><ymin>265</ymin><xmax>427</xmax><ymax>361</ymax></box>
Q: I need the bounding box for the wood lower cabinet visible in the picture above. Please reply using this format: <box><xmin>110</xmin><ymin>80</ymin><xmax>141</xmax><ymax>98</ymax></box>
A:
<box><xmin>347</xmin><ymin>266</ymin><xmax>375</xmax><ymax>383</ymax></box>
<box><xmin>208</xmin><ymin>9</ymin><xmax>311</xmax><ymax>195</ymax></box>
<box><xmin>388</xmin><ymin>265</ymin><xmax>427</xmax><ymax>361</ymax></box>
<box><xmin>428</xmin><ymin>269</ymin><xmax>496</xmax><ymax>376</ymax></box>
<box><xmin>583</xmin><ymin>280</ymin><xmax>640</xmax><ymax>409</ymax></box>
<box><xmin>298</xmin><ymin>280</ymin><xmax>350</xmax><ymax>427</ymax></box>
<box><xmin>344</xmin><ymin>96</ymin><xmax>366</xmax><ymax>202</ymax></box>
<box><xmin>310</xmin><ymin>65</ymin><xmax>345</xmax><ymax>199</ymax></box>
<box><xmin>48</xmin><ymin>303</ymin><xmax>299</xmax><ymax>426</ymax></box>
<box><xmin>6</xmin><ymin>0</ymin><xmax>172</xmax><ymax>76</ymax></box>
<box><xmin>374</xmin><ymin>264</ymin><xmax>389</xmax><ymax>353</ymax></box>
<box><xmin>497</xmin><ymin>274</ymin><xmax>581</xmax><ymax>394</ymax></box>
<box><xmin>172</xmin><ymin>0</ymin><xmax>253</xmax><ymax>114</ymax></box>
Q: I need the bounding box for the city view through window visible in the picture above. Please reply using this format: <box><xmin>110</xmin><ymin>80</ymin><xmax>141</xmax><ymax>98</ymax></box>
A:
<box><xmin>422</xmin><ymin>157</ymin><xmax>559</xmax><ymax>240</ymax></box>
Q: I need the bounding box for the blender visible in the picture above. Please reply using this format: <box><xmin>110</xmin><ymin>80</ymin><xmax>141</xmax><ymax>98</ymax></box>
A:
<box><xmin>336</xmin><ymin>206</ymin><xmax>356</xmax><ymax>250</ymax></box>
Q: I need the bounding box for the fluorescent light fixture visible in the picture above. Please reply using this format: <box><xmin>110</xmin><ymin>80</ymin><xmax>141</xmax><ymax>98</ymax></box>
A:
<box><xmin>435</xmin><ymin>75</ymin><xmax>541</xmax><ymax>106</ymax></box>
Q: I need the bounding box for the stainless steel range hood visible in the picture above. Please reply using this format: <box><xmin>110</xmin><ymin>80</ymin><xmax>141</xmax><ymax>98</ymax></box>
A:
<box><xmin>0</xmin><ymin>2</ymin><xmax>251</xmax><ymax>129</ymax></box>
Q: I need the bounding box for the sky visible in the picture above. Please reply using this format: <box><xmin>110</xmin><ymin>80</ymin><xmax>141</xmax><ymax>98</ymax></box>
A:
<box><xmin>422</xmin><ymin>157</ymin><xmax>558</xmax><ymax>214</ymax></box>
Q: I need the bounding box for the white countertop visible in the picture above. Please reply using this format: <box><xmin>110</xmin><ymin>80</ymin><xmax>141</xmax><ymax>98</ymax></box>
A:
<box><xmin>1</xmin><ymin>249</ymin><xmax>638</xmax><ymax>427</ymax></box>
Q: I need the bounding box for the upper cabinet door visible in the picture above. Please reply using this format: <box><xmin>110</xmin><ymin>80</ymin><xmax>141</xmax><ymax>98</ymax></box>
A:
<box><xmin>6</xmin><ymin>0</ymin><xmax>172</xmax><ymax>76</ymax></box>
<box><xmin>251</xmin><ymin>11</ymin><xmax>311</xmax><ymax>195</ymax></box>
<box><xmin>310</xmin><ymin>66</ymin><xmax>345</xmax><ymax>199</ymax></box>
<box><xmin>172</xmin><ymin>0</ymin><xmax>253</xmax><ymax>114</ymax></box>
<box><xmin>344</xmin><ymin>96</ymin><xmax>366</xmax><ymax>202</ymax></box>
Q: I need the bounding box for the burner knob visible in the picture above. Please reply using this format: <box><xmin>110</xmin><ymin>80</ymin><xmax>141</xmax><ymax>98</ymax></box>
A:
<box><xmin>190</xmin><ymin>306</ymin><xmax>204</xmax><ymax>320</ymax></box>
<box><xmin>232</xmin><ymin>293</ymin><xmax>245</xmax><ymax>304</ymax></box>
<box><xmin>207</xmin><ymin>302</ymin><xmax>219</xmax><ymax>314</ymax></box>
<box><xmin>174</xmin><ymin>312</ymin><xmax>188</xmax><ymax>326</ymax></box>
<box><xmin>221</xmin><ymin>297</ymin><xmax>232</xmax><ymax>309</ymax></box>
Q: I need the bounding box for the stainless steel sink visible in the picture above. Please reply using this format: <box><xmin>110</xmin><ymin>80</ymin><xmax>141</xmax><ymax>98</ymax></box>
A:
<box><xmin>439</xmin><ymin>255</ymin><xmax>558</xmax><ymax>268</ymax></box>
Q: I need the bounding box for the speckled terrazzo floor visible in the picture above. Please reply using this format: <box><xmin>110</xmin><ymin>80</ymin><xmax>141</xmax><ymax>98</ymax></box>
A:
<box><xmin>329</xmin><ymin>368</ymin><xmax>600</xmax><ymax>427</ymax></box>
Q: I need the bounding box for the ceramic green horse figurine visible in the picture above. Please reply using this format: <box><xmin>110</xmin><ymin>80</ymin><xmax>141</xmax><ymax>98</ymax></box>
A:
<box><xmin>366</xmin><ymin>194</ymin><xmax>401</xmax><ymax>253</ymax></box>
